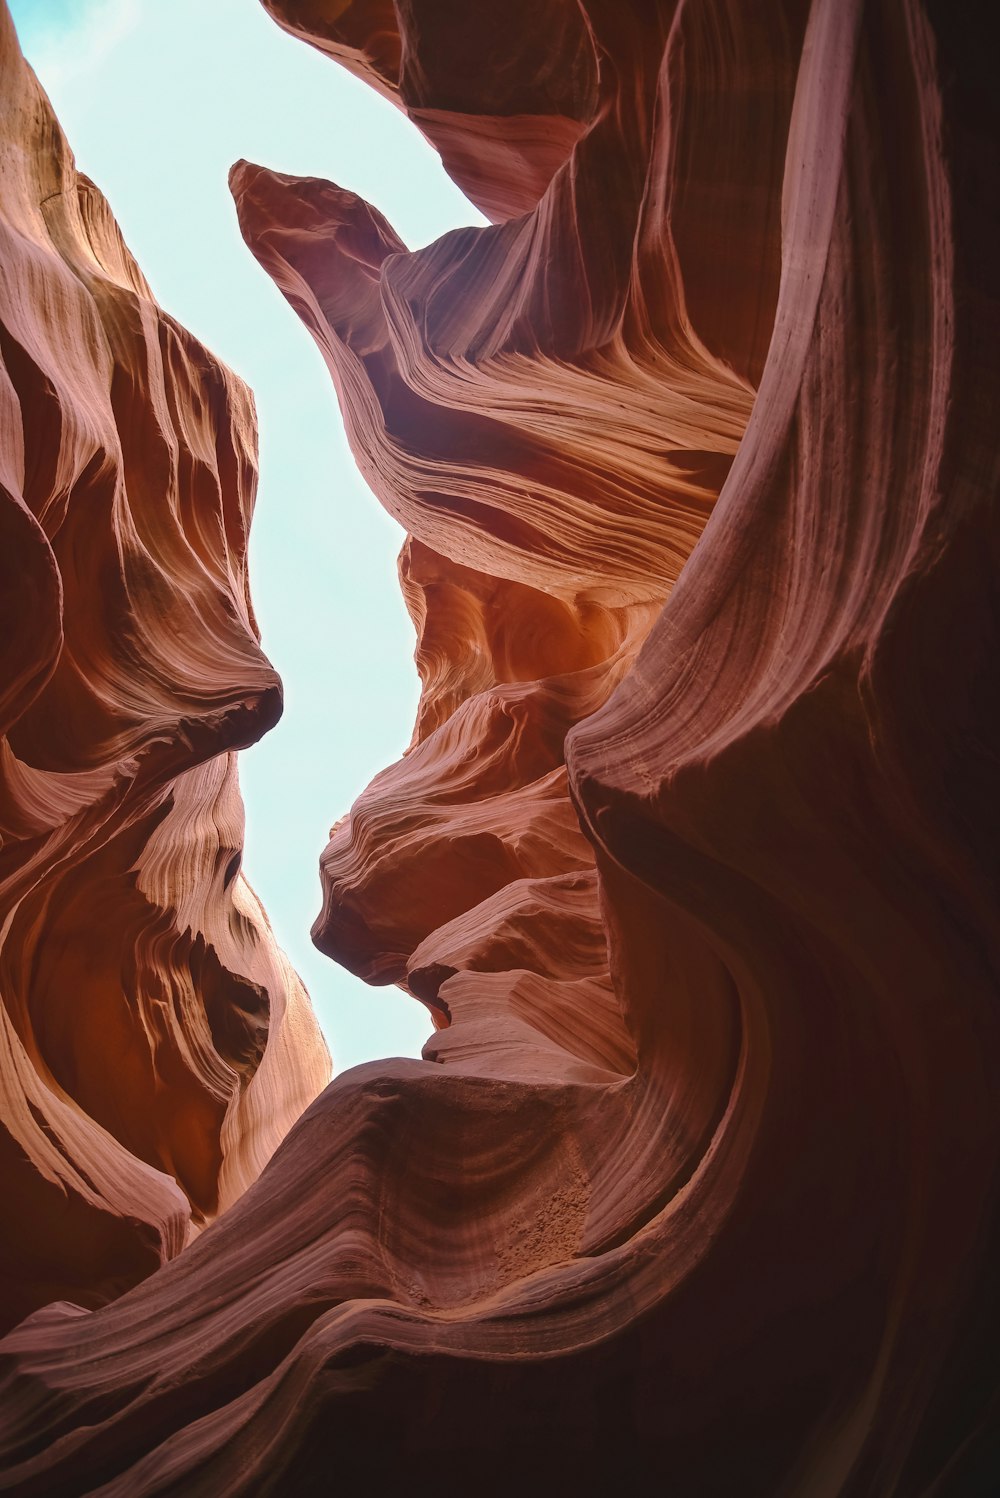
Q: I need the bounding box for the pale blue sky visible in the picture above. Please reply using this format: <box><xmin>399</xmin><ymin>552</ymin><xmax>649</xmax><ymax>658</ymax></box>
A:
<box><xmin>9</xmin><ymin>0</ymin><xmax>487</xmax><ymax>1071</ymax></box>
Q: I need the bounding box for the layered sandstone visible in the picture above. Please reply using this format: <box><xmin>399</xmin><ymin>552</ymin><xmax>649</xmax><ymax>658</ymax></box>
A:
<box><xmin>0</xmin><ymin>4</ymin><xmax>329</xmax><ymax>1335</ymax></box>
<box><xmin>1</xmin><ymin>1</ymin><xmax>997</xmax><ymax>1495</ymax></box>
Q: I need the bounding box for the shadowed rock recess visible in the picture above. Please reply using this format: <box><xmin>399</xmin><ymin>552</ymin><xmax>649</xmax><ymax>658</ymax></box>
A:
<box><xmin>0</xmin><ymin>0</ymin><xmax>997</xmax><ymax>1493</ymax></box>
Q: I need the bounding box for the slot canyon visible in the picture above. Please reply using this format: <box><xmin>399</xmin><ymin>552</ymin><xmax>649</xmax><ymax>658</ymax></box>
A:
<box><xmin>0</xmin><ymin>0</ymin><xmax>996</xmax><ymax>1493</ymax></box>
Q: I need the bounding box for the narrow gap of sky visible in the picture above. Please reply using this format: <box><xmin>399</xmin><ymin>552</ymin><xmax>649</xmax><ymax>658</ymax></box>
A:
<box><xmin>9</xmin><ymin>0</ymin><xmax>488</xmax><ymax>1072</ymax></box>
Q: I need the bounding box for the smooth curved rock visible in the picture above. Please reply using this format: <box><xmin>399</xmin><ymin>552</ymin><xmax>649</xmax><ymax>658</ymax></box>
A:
<box><xmin>0</xmin><ymin>4</ymin><xmax>329</xmax><ymax>1335</ymax></box>
<box><xmin>0</xmin><ymin>0</ymin><xmax>997</xmax><ymax>1494</ymax></box>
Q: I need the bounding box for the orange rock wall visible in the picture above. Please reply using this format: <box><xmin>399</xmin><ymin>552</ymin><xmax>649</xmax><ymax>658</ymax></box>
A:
<box><xmin>0</xmin><ymin>4</ymin><xmax>329</xmax><ymax>1334</ymax></box>
<box><xmin>0</xmin><ymin>0</ymin><xmax>997</xmax><ymax>1494</ymax></box>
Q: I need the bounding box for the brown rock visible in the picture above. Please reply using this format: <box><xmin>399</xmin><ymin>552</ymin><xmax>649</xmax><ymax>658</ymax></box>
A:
<box><xmin>0</xmin><ymin>4</ymin><xmax>329</xmax><ymax>1336</ymax></box>
<box><xmin>0</xmin><ymin>0</ymin><xmax>996</xmax><ymax>1494</ymax></box>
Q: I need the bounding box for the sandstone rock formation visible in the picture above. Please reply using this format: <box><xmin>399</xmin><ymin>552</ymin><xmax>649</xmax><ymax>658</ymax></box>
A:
<box><xmin>0</xmin><ymin>3</ymin><xmax>329</xmax><ymax>1336</ymax></box>
<box><xmin>1</xmin><ymin>0</ymin><xmax>997</xmax><ymax>1494</ymax></box>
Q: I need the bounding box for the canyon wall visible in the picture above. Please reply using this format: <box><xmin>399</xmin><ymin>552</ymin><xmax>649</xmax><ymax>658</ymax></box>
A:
<box><xmin>0</xmin><ymin>4</ymin><xmax>329</xmax><ymax>1336</ymax></box>
<box><xmin>1</xmin><ymin>0</ymin><xmax>997</xmax><ymax>1494</ymax></box>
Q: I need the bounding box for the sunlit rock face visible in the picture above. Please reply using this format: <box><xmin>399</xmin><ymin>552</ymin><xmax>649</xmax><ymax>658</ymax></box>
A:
<box><xmin>0</xmin><ymin>4</ymin><xmax>329</xmax><ymax>1336</ymax></box>
<box><xmin>1</xmin><ymin>0</ymin><xmax>997</xmax><ymax>1494</ymax></box>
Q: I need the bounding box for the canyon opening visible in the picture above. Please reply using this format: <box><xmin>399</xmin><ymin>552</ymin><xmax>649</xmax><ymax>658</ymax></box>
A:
<box><xmin>0</xmin><ymin>2</ymin><xmax>997</xmax><ymax>1495</ymax></box>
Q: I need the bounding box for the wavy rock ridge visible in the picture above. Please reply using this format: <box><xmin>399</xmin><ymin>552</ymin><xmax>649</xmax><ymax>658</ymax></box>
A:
<box><xmin>0</xmin><ymin>4</ymin><xmax>329</xmax><ymax>1335</ymax></box>
<box><xmin>1</xmin><ymin>0</ymin><xmax>998</xmax><ymax>1494</ymax></box>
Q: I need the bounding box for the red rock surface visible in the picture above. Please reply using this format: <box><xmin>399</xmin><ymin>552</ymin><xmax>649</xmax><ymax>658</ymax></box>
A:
<box><xmin>0</xmin><ymin>4</ymin><xmax>329</xmax><ymax>1336</ymax></box>
<box><xmin>1</xmin><ymin>0</ymin><xmax>997</xmax><ymax>1494</ymax></box>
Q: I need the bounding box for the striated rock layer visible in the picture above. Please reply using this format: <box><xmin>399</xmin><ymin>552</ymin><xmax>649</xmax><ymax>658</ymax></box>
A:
<box><xmin>0</xmin><ymin>4</ymin><xmax>329</xmax><ymax>1337</ymax></box>
<box><xmin>1</xmin><ymin>0</ymin><xmax>998</xmax><ymax>1494</ymax></box>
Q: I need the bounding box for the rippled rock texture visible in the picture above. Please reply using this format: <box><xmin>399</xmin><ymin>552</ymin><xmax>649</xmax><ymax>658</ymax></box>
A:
<box><xmin>0</xmin><ymin>3</ymin><xmax>329</xmax><ymax>1337</ymax></box>
<box><xmin>1</xmin><ymin>0</ymin><xmax>997</xmax><ymax>1493</ymax></box>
